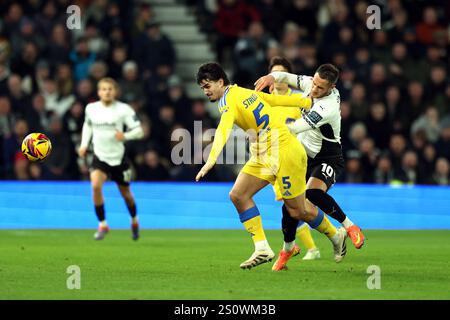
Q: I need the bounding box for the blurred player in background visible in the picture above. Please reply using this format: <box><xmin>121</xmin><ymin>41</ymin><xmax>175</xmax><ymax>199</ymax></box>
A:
<box><xmin>267</xmin><ymin>56</ymin><xmax>321</xmax><ymax>261</ymax></box>
<box><xmin>196</xmin><ymin>62</ymin><xmax>347</xmax><ymax>270</ymax></box>
<box><xmin>78</xmin><ymin>78</ymin><xmax>144</xmax><ymax>241</ymax></box>
<box><xmin>255</xmin><ymin>63</ymin><xmax>366</xmax><ymax>258</ymax></box>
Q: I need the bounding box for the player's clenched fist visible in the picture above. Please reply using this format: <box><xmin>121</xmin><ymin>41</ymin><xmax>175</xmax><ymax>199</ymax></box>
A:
<box><xmin>254</xmin><ymin>74</ymin><xmax>275</xmax><ymax>92</ymax></box>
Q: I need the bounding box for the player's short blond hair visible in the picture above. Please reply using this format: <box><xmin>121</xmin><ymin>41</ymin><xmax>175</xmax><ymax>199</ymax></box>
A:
<box><xmin>97</xmin><ymin>77</ymin><xmax>119</xmax><ymax>90</ymax></box>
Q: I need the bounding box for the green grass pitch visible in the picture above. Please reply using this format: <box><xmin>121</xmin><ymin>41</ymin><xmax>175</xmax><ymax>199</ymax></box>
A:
<box><xmin>1</xmin><ymin>229</ymin><xmax>449</xmax><ymax>300</ymax></box>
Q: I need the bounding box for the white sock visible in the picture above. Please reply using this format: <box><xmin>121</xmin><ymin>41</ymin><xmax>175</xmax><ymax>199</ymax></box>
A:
<box><xmin>131</xmin><ymin>217</ymin><xmax>138</xmax><ymax>224</ymax></box>
<box><xmin>330</xmin><ymin>231</ymin><xmax>341</xmax><ymax>246</ymax></box>
<box><xmin>100</xmin><ymin>220</ymin><xmax>108</xmax><ymax>227</ymax></box>
<box><xmin>342</xmin><ymin>217</ymin><xmax>354</xmax><ymax>228</ymax></box>
<box><xmin>255</xmin><ymin>240</ymin><xmax>270</xmax><ymax>251</ymax></box>
<box><xmin>283</xmin><ymin>241</ymin><xmax>295</xmax><ymax>251</ymax></box>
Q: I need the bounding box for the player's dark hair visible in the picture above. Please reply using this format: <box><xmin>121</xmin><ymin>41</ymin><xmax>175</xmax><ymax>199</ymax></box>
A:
<box><xmin>196</xmin><ymin>62</ymin><xmax>230</xmax><ymax>85</ymax></box>
<box><xmin>268</xmin><ymin>56</ymin><xmax>293</xmax><ymax>73</ymax></box>
<box><xmin>316</xmin><ymin>64</ymin><xmax>340</xmax><ymax>84</ymax></box>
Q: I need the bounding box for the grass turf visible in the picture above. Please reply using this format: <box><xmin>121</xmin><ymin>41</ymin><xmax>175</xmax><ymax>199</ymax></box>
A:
<box><xmin>0</xmin><ymin>229</ymin><xmax>449</xmax><ymax>300</ymax></box>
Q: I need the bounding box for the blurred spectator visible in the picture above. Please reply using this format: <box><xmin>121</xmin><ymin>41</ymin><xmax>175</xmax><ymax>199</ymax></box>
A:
<box><xmin>88</xmin><ymin>60</ymin><xmax>109</xmax><ymax>86</ymax></box>
<box><xmin>374</xmin><ymin>153</ymin><xmax>395</xmax><ymax>184</ymax></box>
<box><xmin>131</xmin><ymin>3</ymin><xmax>154</xmax><ymax>37</ymax></box>
<box><xmin>233</xmin><ymin>21</ymin><xmax>277</xmax><ymax>87</ymax></box>
<box><xmin>75</xmin><ymin>79</ymin><xmax>96</xmax><ymax>106</ymax></box>
<box><xmin>416</xmin><ymin>7</ymin><xmax>446</xmax><ymax>45</ymax></box>
<box><xmin>2</xmin><ymin>119</ymin><xmax>28</xmax><ymax>178</ymax></box>
<box><xmin>283</xmin><ymin>0</ymin><xmax>318</xmax><ymax>42</ymax></box>
<box><xmin>384</xmin><ymin>85</ymin><xmax>407</xmax><ymax>133</ymax></box>
<box><xmin>118</xmin><ymin>61</ymin><xmax>145</xmax><ymax>108</ymax></box>
<box><xmin>349</xmin><ymin>82</ymin><xmax>368</xmax><ymax>121</ymax></box>
<box><xmin>411</xmin><ymin>107</ymin><xmax>441</xmax><ymax>143</ymax></box>
<box><xmin>144</xmin><ymin>64</ymin><xmax>173</xmax><ymax>118</ymax></box>
<box><xmin>35</xmin><ymin>0</ymin><xmax>62</xmax><ymax>38</ymax></box>
<box><xmin>430</xmin><ymin>157</ymin><xmax>450</xmax><ymax>185</ymax></box>
<box><xmin>69</xmin><ymin>37</ymin><xmax>96</xmax><ymax>82</ymax></box>
<box><xmin>0</xmin><ymin>96</ymin><xmax>15</xmax><ymax>139</ymax></box>
<box><xmin>358</xmin><ymin>137</ymin><xmax>379</xmax><ymax>182</ymax></box>
<box><xmin>214</xmin><ymin>0</ymin><xmax>261</xmax><ymax>64</ymax></box>
<box><xmin>132</xmin><ymin>21</ymin><xmax>176</xmax><ymax>76</ymax></box>
<box><xmin>153</xmin><ymin>104</ymin><xmax>177</xmax><ymax>160</ymax></box>
<box><xmin>389</xmin><ymin>133</ymin><xmax>407</xmax><ymax>173</ymax></box>
<box><xmin>339</xmin><ymin>101</ymin><xmax>353</xmax><ymax>153</ymax></box>
<box><xmin>426</xmin><ymin>65</ymin><xmax>447</xmax><ymax>106</ymax></box>
<box><xmin>367</xmin><ymin>63</ymin><xmax>389</xmax><ymax>102</ymax></box>
<box><xmin>107</xmin><ymin>45</ymin><xmax>128</xmax><ymax>79</ymax></box>
<box><xmin>405</xmin><ymin>81</ymin><xmax>426</xmax><ymax>128</ymax></box>
<box><xmin>387</xmin><ymin>9</ymin><xmax>410</xmax><ymax>44</ymax></box>
<box><xmin>387</xmin><ymin>42</ymin><xmax>415</xmax><ymax>87</ymax></box>
<box><xmin>370</xmin><ymin>30</ymin><xmax>391</xmax><ymax>65</ymax></box>
<box><xmin>280</xmin><ymin>22</ymin><xmax>301</xmax><ymax>65</ymax></box>
<box><xmin>365</xmin><ymin>102</ymin><xmax>392</xmax><ymax>150</ymax></box>
<box><xmin>342</xmin><ymin>151</ymin><xmax>364</xmax><ymax>183</ymax></box>
<box><xmin>421</xmin><ymin>143</ymin><xmax>437</xmax><ymax>174</ymax></box>
<box><xmin>42</xmin><ymin>115</ymin><xmax>75</xmax><ymax>180</ymax></box>
<box><xmin>63</xmin><ymin>101</ymin><xmax>84</xmax><ymax>152</ymax></box>
<box><xmin>10</xmin><ymin>41</ymin><xmax>40</xmax><ymax>78</ymax></box>
<box><xmin>397</xmin><ymin>150</ymin><xmax>422</xmax><ymax>184</ymax></box>
<box><xmin>166</xmin><ymin>76</ymin><xmax>192</xmax><ymax>124</ymax></box>
<box><xmin>137</xmin><ymin>149</ymin><xmax>170</xmax><ymax>181</ymax></box>
<box><xmin>255</xmin><ymin>0</ymin><xmax>285</xmax><ymax>38</ymax></box>
<box><xmin>350</xmin><ymin>46</ymin><xmax>371</xmax><ymax>82</ymax></box>
<box><xmin>25</xmin><ymin>93</ymin><xmax>50</xmax><ymax>132</ymax></box>
<box><xmin>7</xmin><ymin>74</ymin><xmax>29</xmax><ymax>117</ymax></box>
<box><xmin>84</xmin><ymin>23</ymin><xmax>109</xmax><ymax>58</ymax></box>
<box><xmin>435</xmin><ymin>119</ymin><xmax>450</xmax><ymax>160</ymax></box>
<box><xmin>45</xmin><ymin>23</ymin><xmax>71</xmax><ymax>66</ymax></box>
<box><xmin>348</xmin><ymin>121</ymin><xmax>367</xmax><ymax>151</ymax></box>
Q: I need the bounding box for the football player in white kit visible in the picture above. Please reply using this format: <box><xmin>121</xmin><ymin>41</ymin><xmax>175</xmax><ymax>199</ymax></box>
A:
<box><xmin>255</xmin><ymin>64</ymin><xmax>365</xmax><ymax>251</ymax></box>
<box><xmin>78</xmin><ymin>78</ymin><xmax>144</xmax><ymax>240</ymax></box>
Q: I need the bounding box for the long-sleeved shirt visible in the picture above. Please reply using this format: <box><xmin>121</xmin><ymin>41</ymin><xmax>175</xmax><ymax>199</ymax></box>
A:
<box><xmin>80</xmin><ymin>100</ymin><xmax>143</xmax><ymax>166</ymax></box>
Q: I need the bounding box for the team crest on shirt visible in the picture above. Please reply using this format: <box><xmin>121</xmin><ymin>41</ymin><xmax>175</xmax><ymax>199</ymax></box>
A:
<box><xmin>218</xmin><ymin>105</ymin><xmax>229</xmax><ymax>114</ymax></box>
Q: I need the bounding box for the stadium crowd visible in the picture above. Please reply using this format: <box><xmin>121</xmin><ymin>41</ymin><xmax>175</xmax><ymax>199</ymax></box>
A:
<box><xmin>0</xmin><ymin>0</ymin><xmax>449</xmax><ymax>185</ymax></box>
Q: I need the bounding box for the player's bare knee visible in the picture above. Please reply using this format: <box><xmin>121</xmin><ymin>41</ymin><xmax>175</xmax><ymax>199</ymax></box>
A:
<box><xmin>229</xmin><ymin>189</ymin><xmax>243</xmax><ymax>206</ymax></box>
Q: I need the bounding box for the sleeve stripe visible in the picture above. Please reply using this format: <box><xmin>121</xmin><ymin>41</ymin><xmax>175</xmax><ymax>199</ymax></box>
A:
<box><xmin>219</xmin><ymin>87</ymin><xmax>230</xmax><ymax>108</ymax></box>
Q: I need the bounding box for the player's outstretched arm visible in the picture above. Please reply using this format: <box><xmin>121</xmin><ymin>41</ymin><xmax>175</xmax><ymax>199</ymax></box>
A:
<box><xmin>195</xmin><ymin>107</ymin><xmax>235</xmax><ymax>181</ymax></box>
<box><xmin>256</xmin><ymin>91</ymin><xmax>312</xmax><ymax>109</ymax></box>
<box><xmin>255</xmin><ymin>71</ymin><xmax>302</xmax><ymax>91</ymax></box>
<box><xmin>287</xmin><ymin>118</ymin><xmax>314</xmax><ymax>135</ymax></box>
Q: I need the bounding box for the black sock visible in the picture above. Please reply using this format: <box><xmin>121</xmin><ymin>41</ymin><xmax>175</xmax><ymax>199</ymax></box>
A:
<box><xmin>306</xmin><ymin>189</ymin><xmax>346</xmax><ymax>223</ymax></box>
<box><xmin>126</xmin><ymin>202</ymin><xmax>137</xmax><ymax>218</ymax></box>
<box><xmin>281</xmin><ymin>204</ymin><xmax>299</xmax><ymax>243</ymax></box>
<box><xmin>94</xmin><ymin>204</ymin><xmax>105</xmax><ymax>222</ymax></box>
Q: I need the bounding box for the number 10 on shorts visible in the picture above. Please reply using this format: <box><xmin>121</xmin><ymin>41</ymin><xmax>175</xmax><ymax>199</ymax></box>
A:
<box><xmin>321</xmin><ymin>163</ymin><xmax>334</xmax><ymax>177</ymax></box>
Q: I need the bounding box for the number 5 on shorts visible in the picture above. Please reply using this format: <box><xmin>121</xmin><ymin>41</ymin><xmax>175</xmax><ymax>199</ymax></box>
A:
<box><xmin>282</xmin><ymin>176</ymin><xmax>291</xmax><ymax>189</ymax></box>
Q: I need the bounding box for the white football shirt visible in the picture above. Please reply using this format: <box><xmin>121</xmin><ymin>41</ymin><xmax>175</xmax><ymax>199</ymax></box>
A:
<box><xmin>80</xmin><ymin>100</ymin><xmax>142</xmax><ymax>166</ymax></box>
<box><xmin>271</xmin><ymin>72</ymin><xmax>343</xmax><ymax>159</ymax></box>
